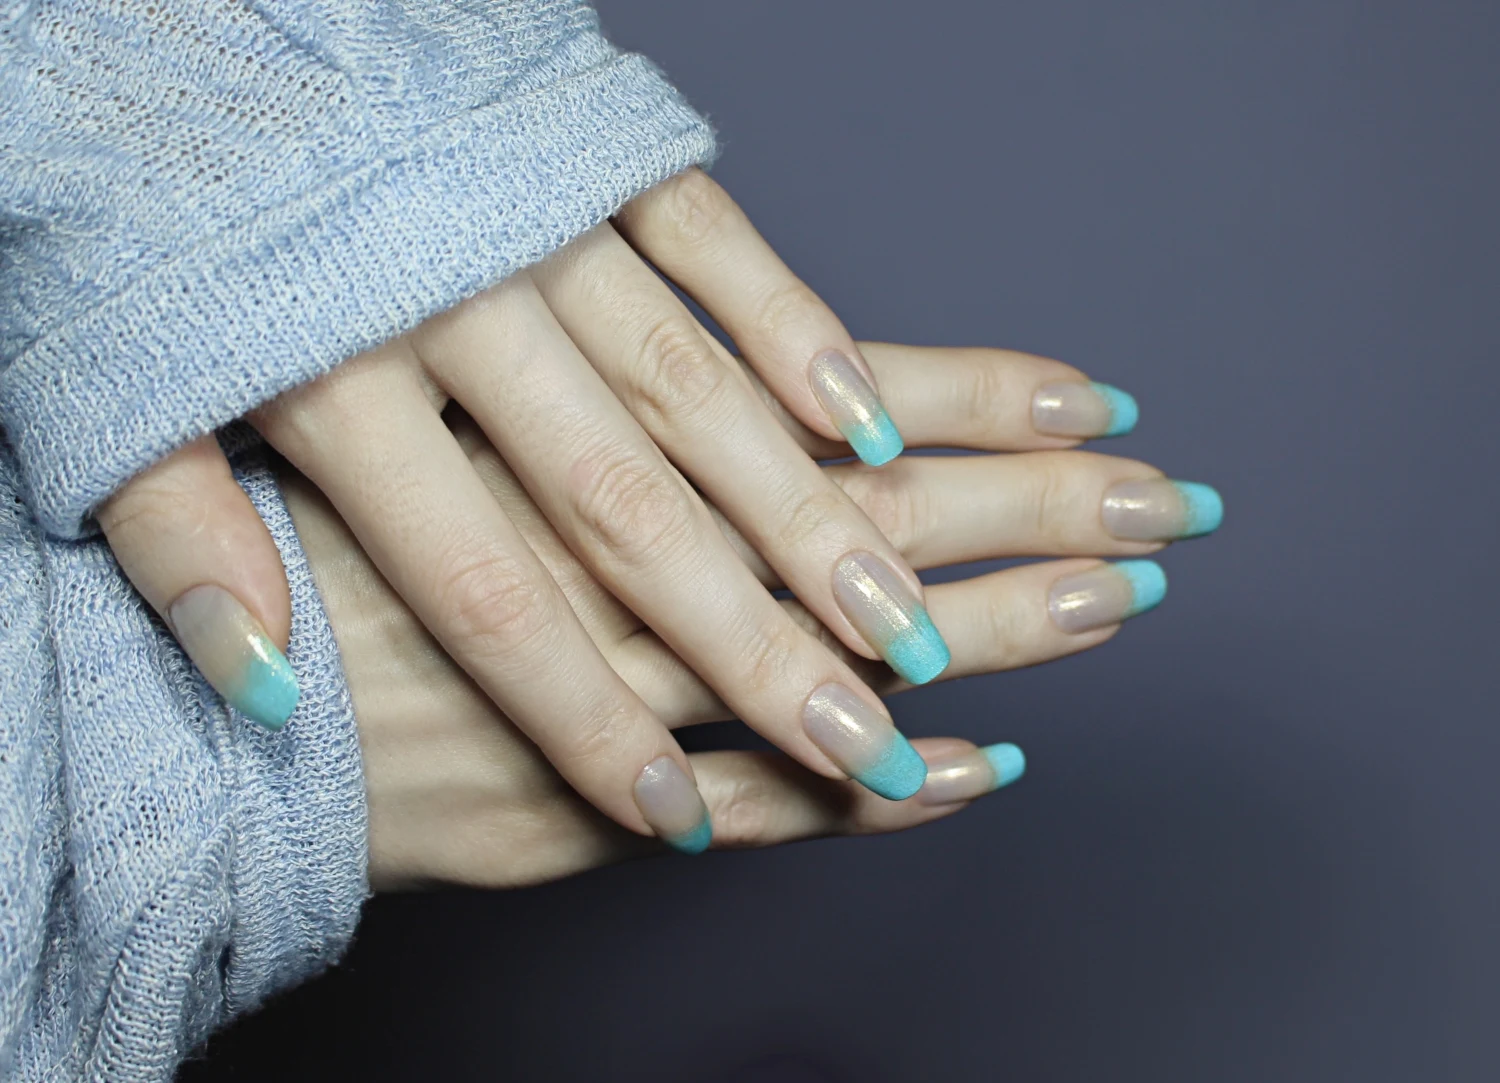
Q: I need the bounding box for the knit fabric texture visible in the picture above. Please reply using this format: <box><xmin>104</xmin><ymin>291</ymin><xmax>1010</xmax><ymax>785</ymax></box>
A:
<box><xmin>0</xmin><ymin>0</ymin><xmax>718</xmax><ymax>536</ymax></box>
<box><xmin>0</xmin><ymin>433</ymin><xmax>366</xmax><ymax>1081</ymax></box>
<box><xmin>0</xmin><ymin>1</ymin><xmax>717</xmax><ymax>1078</ymax></box>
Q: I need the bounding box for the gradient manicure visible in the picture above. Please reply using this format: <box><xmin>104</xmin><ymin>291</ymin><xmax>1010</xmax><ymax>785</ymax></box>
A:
<box><xmin>802</xmin><ymin>683</ymin><xmax>927</xmax><ymax>800</ymax></box>
<box><xmin>809</xmin><ymin>349</ymin><xmax>904</xmax><ymax>466</ymax></box>
<box><xmin>1032</xmin><ymin>381</ymin><xmax>1139</xmax><ymax>438</ymax></box>
<box><xmin>1101</xmin><ymin>479</ymin><xmax>1224</xmax><ymax>540</ymax></box>
<box><xmin>633</xmin><ymin>755</ymin><xmax>712</xmax><ymax>854</ymax></box>
<box><xmin>917</xmin><ymin>743</ymin><xmax>1027</xmax><ymax>806</ymax></box>
<box><xmin>832</xmin><ymin>552</ymin><xmax>950</xmax><ymax>684</ymax></box>
<box><xmin>168</xmin><ymin>584</ymin><xmax>299</xmax><ymax>730</ymax></box>
<box><xmin>1048</xmin><ymin>559</ymin><xmax>1167</xmax><ymax>633</ymax></box>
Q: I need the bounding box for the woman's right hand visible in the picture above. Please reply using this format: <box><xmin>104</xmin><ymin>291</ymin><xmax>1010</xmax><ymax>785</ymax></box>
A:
<box><xmin>285</xmin><ymin>341</ymin><xmax>1221</xmax><ymax>888</ymax></box>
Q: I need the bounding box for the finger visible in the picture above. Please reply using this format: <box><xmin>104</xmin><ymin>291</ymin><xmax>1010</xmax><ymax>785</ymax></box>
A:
<box><xmin>695</xmin><ymin>738</ymin><xmax>1028</xmax><ymax>849</ymax></box>
<box><xmin>740</xmin><ymin>342</ymin><xmax>1141</xmax><ymax>459</ymax></box>
<box><xmin>825</xmin><ymin>451</ymin><xmax>1212</xmax><ymax>567</ymax></box>
<box><xmin>589</xmin><ymin>739</ymin><xmax>1026</xmax><ymax>864</ymax></box>
<box><xmin>705</xmin><ymin>449</ymin><xmax>1221</xmax><ymax>588</ymax></box>
<box><xmin>252</xmin><ymin>347</ymin><xmax>712</xmax><ymax>852</ymax></box>
<box><xmin>618</xmin><ymin>558</ymin><xmax>1166</xmax><ymax>727</ymax></box>
<box><xmin>614</xmin><ymin>169</ymin><xmax>906</xmax><ymax>466</ymax></box>
<box><xmin>446</xmin><ymin>408</ymin><xmax>641</xmax><ymax>646</ymax></box>
<box><xmin>531</xmin><ymin>224</ymin><xmax>950</xmax><ymax>682</ymax></box>
<box><xmin>431</xmin><ymin>738</ymin><xmax>1025</xmax><ymax>888</ymax></box>
<box><xmin>411</xmin><ymin>274</ymin><xmax>931</xmax><ymax>801</ymax></box>
<box><xmin>96</xmin><ymin>436</ymin><xmax>298</xmax><ymax>730</ymax></box>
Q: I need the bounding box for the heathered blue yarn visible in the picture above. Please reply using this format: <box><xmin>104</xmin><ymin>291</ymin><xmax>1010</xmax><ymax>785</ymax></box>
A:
<box><xmin>0</xmin><ymin>0</ymin><xmax>718</xmax><ymax>537</ymax></box>
<box><xmin>0</xmin><ymin>2</ymin><xmax>717</xmax><ymax>1078</ymax></box>
<box><xmin>0</xmin><ymin>434</ymin><xmax>366</xmax><ymax>1081</ymax></box>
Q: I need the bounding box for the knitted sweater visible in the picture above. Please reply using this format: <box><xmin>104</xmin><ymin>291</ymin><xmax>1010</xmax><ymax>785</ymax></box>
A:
<box><xmin>0</xmin><ymin>2</ymin><xmax>716</xmax><ymax>1078</ymax></box>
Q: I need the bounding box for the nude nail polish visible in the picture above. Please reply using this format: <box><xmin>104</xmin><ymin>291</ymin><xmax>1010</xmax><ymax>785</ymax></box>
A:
<box><xmin>917</xmin><ymin>743</ymin><xmax>1026</xmax><ymax>806</ymax></box>
<box><xmin>1032</xmin><ymin>381</ymin><xmax>1139</xmax><ymax>438</ymax></box>
<box><xmin>1101</xmin><ymin>479</ymin><xmax>1224</xmax><ymax>540</ymax></box>
<box><xmin>802</xmin><ymin>683</ymin><xmax>927</xmax><ymax>800</ymax></box>
<box><xmin>168</xmin><ymin>584</ymin><xmax>299</xmax><ymax>730</ymax></box>
<box><xmin>809</xmin><ymin>349</ymin><xmax>904</xmax><ymax>466</ymax></box>
<box><xmin>633</xmin><ymin>756</ymin><xmax>712</xmax><ymax>854</ymax></box>
<box><xmin>1048</xmin><ymin>560</ymin><xmax>1168</xmax><ymax>633</ymax></box>
<box><xmin>831</xmin><ymin>552</ymin><xmax>950</xmax><ymax>685</ymax></box>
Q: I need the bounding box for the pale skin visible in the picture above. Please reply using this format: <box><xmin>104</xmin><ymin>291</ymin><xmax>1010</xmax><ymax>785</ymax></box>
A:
<box><xmin>283</xmin><ymin>342</ymin><xmax>1179</xmax><ymax>889</ymax></box>
<box><xmin>98</xmin><ymin>170</ymin><xmax>1200</xmax><ymax>847</ymax></box>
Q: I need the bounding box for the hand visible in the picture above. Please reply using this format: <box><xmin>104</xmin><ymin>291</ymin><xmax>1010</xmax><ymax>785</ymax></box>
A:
<box><xmin>95</xmin><ymin>170</ymin><xmax>953</xmax><ymax>854</ymax></box>
<box><xmin>282</xmin><ymin>341</ymin><xmax>1219</xmax><ymax>888</ymax></box>
<box><xmin>98</xmin><ymin>171</ymin><xmax>1222</xmax><ymax>854</ymax></box>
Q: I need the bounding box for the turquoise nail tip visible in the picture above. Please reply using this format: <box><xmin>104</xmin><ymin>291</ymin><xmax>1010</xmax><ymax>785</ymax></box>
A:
<box><xmin>858</xmin><ymin>733</ymin><xmax>929</xmax><ymax>801</ymax></box>
<box><xmin>887</xmin><ymin>609</ymin><xmax>951</xmax><ymax>686</ymax></box>
<box><xmin>1093</xmin><ymin>382</ymin><xmax>1139</xmax><ymax>437</ymax></box>
<box><xmin>1115</xmin><ymin>559</ymin><xmax>1168</xmax><ymax>618</ymax></box>
<box><xmin>849</xmin><ymin>408</ymin><xmax>904</xmax><ymax>467</ymax></box>
<box><xmin>237</xmin><ymin>650</ymin><xmax>300</xmax><ymax>731</ymax></box>
<box><xmin>1174</xmin><ymin>481</ymin><xmax>1225</xmax><ymax>537</ymax></box>
<box><xmin>982</xmin><ymin>743</ymin><xmax>1027</xmax><ymax>788</ymax></box>
<box><xmin>666</xmin><ymin>817</ymin><xmax>713</xmax><ymax>856</ymax></box>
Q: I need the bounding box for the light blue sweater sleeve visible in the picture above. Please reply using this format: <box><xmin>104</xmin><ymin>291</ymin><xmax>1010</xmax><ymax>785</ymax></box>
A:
<box><xmin>0</xmin><ymin>0</ymin><xmax>717</xmax><ymax>537</ymax></box>
<box><xmin>0</xmin><ymin>1</ymin><xmax>717</xmax><ymax>1078</ymax></box>
<box><xmin>0</xmin><ymin>431</ymin><xmax>366</xmax><ymax>1080</ymax></box>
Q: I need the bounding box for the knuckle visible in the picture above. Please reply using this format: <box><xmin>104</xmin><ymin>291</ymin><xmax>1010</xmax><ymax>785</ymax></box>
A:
<box><xmin>981</xmin><ymin>591</ymin><xmax>1026</xmax><ymax>668</ymax></box>
<box><xmin>100</xmin><ymin>473</ymin><xmax>205</xmax><ymax>539</ymax></box>
<box><xmin>958</xmin><ymin>357</ymin><xmax>1011</xmax><ymax>437</ymax></box>
<box><xmin>431</xmin><ymin>543</ymin><xmax>554</xmax><ymax>654</ymax></box>
<box><xmin>253</xmin><ymin>348</ymin><xmax>416</xmax><ymax>454</ymax></box>
<box><xmin>653</xmin><ymin>167</ymin><xmax>734</xmax><ymax>247</ymax></box>
<box><xmin>710</xmin><ymin>774</ymin><xmax>775</xmax><ymax>847</ymax></box>
<box><xmin>752</xmin><ymin>280</ymin><xmax>821</xmax><ymax>341</ymax></box>
<box><xmin>1024</xmin><ymin>455</ymin><xmax>1083</xmax><ymax>547</ymax></box>
<box><xmin>569</xmin><ymin>444</ymin><xmax>698</xmax><ymax>565</ymax></box>
<box><xmin>773</xmin><ymin>486</ymin><xmax>850</xmax><ymax>554</ymax></box>
<box><xmin>559</xmin><ymin>702</ymin><xmax>635</xmax><ymax>770</ymax></box>
<box><xmin>629</xmin><ymin>315</ymin><xmax>732</xmax><ymax>431</ymax></box>
<box><xmin>736</xmin><ymin>622</ymin><xmax>802</xmax><ymax>697</ymax></box>
<box><xmin>837</xmin><ymin>464</ymin><xmax>924</xmax><ymax>552</ymax></box>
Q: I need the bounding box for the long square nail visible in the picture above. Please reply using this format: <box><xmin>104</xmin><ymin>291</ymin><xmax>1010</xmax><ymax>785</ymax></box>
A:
<box><xmin>802</xmin><ymin>683</ymin><xmax>927</xmax><ymax>800</ymax></box>
<box><xmin>1101</xmin><ymin>479</ymin><xmax>1224</xmax><ymax>540</ymax></box>
<box><xmin>831</xmin><ymin>552</ymin><xmax>950</xmax><ymax>684</ymax></box>
<box><xmin>809</xmin><ymin>350</ymin><xmax>904</xmax><ymax>466</ymax></box>
<box><xmin>168</xmin><ymin>584</ymin><xmax>299</xmax><ymax>730</ymax></box>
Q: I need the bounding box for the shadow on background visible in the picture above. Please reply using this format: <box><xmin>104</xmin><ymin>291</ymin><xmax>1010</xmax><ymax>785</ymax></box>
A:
<box><xmin>182</xmin><ymin>615</ymin><xmax>1463</xmax><ymax>1081</ymax></box>
<box><xmin>182</xmin><ymin>0</ymin><xmax>1499</xmax><ymax>1078</ymax></box>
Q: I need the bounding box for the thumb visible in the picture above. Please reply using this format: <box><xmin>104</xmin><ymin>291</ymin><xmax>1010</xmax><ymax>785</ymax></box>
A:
<box><xmin>97</xmin><ymin>436</ymin><xmax>299</xmax><ymax>730</ymax></box>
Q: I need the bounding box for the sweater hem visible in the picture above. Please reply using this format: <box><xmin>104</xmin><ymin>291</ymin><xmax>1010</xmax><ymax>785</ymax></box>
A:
<box><xmin>1</xmin><ymin>51</ymin><xmax>717</xmax><ymax>537</ymax></box>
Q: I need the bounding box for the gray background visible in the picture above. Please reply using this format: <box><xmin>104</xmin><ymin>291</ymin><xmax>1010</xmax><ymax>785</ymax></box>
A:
<box><xmin>183</xmin><ymin>1</ymin><xmax>1500</xmax><ymax>1080</ymax></box>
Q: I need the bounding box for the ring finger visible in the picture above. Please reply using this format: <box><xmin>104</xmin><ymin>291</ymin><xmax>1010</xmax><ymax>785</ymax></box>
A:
<box><xmin>531</xmin><ymin>223</ymin><xmax>952</xmax><ymax>687</ymax></box>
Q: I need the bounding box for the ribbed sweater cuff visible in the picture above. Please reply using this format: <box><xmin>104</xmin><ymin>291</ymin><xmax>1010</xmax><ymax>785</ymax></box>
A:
<box><xmin>3</xmin><ymin>52</ymin><xmax>716</xmax><ymax>537</ymax></box>
<box><xmin>215</xmin><ymin>434</ymin><xmax>367</xmax><ymax>1014</ymax></box>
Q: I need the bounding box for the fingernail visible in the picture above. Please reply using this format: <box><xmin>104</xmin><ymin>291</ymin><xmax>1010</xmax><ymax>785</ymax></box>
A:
<box><xmin>1101</xmin><ymin>479</ymin><xmax>1224</xmax><ymax>540</ymax></box>
<box><xmin>831</xmin><ymin>552</ymin><xmax>950</xmax><ymax>684</ymax></box>
<box><xmin>917</xmin><ymin>743</ymin><xmax>1026</xmax><ymax>805</ymax></box>
<box><xmin>809</xmin><ymin>349</ymin><xmax>904</xmax><ymax>466</ymax></box>
<box><xmin>802</xmin><ymin>683</ymin><xmax>927</xmax><ymax>800</ymax></box>
<box><xmin>168</xmin><ymin>584</ymin><xmax>299</xmax><ymax>730</ymax></box>
<box><xmin>1032</xmin><ymin>381</ymin><xmax>1139</xmax><ymax>437</ymax></box>
<box><xmin>634</xmin><ymin>756</ymin><xmax>713</xmax><ymax>855</ymax></box>
<box><xmin>1048</xmin><ymin>559</ymin><xmax>1168</xmax><ymax>634</ymax></box>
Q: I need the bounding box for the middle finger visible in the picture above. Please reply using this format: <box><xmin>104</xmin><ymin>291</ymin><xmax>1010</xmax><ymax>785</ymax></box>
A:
<box><xmin>531</xmin><ymin>224</ymin><xmax>952</xmax><ymax>687</ymax></box>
